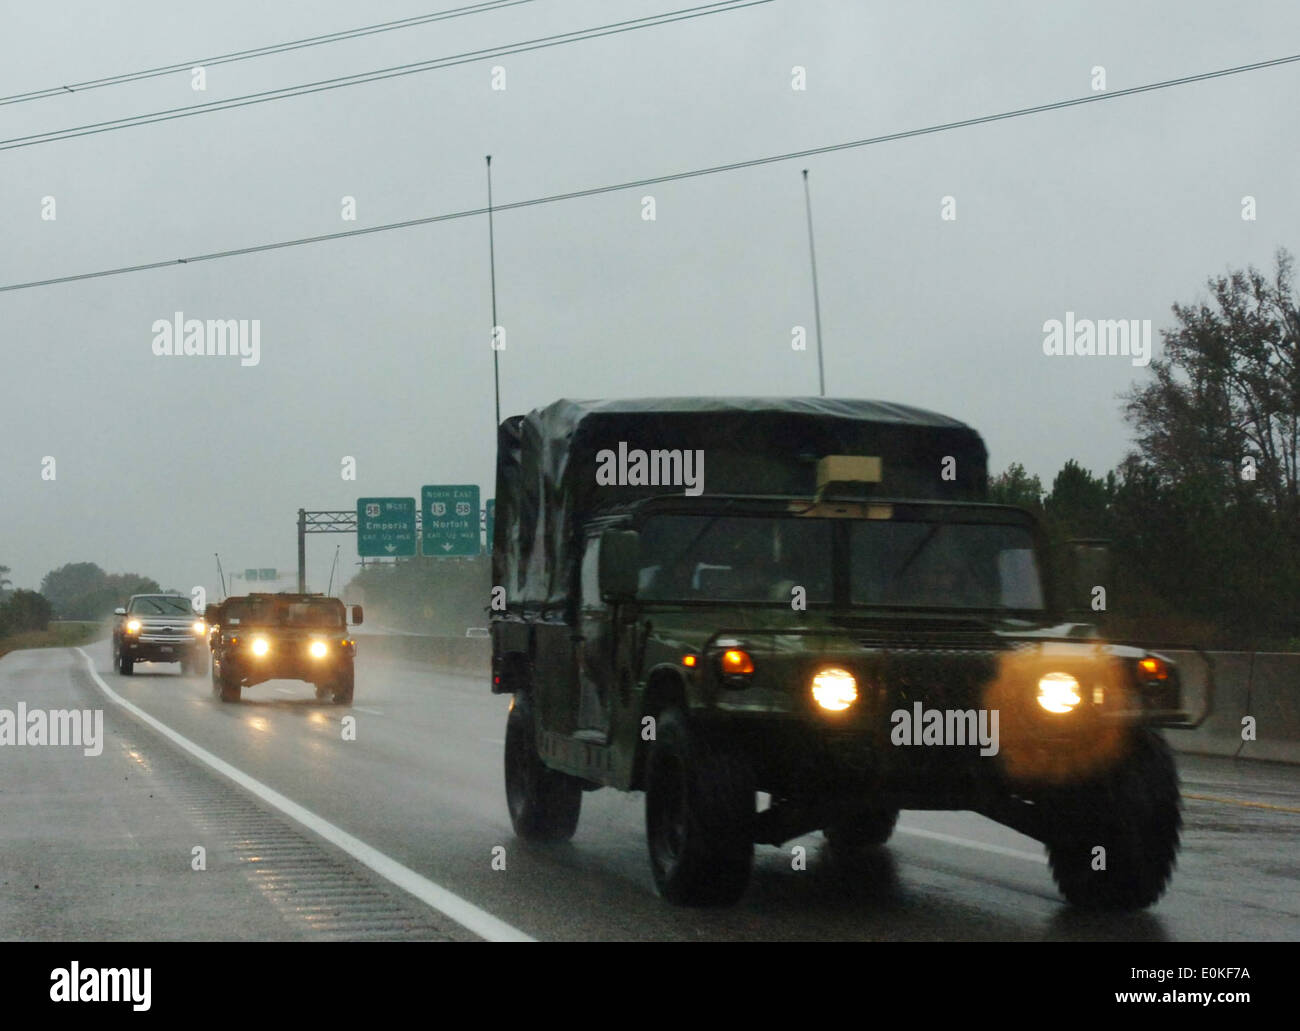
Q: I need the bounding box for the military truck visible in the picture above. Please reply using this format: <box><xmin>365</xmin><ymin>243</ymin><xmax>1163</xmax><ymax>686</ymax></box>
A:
<box><xmin>205</xmin><ymin>593</ymin><xmax>362</xmax><ymax>705</ymax></box>
<box><xmin>490</xmin><ymin>398</ymin><xmax>1196</xmax><ymax>909</ymax></box>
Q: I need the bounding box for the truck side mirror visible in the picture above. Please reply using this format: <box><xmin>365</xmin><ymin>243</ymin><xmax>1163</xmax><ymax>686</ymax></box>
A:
<box><xmin>1067</xmin><ymin>538</ymin><xmax>1112</xmax><ymax>619</ymax></box>
<box><xmin>113</xmin><ymin>607</ymin><xmax>126</xmax><ymax>616</ymax></box>
<box><xmin>599</xmin><ymin>529</ymin><xmax>640</xmax><ymax>602</ymax></box>
<box><xmin>203</xmin><ymin>604</ymin><xmax>217</xmax><ymax>622</ymax></box>
<box><xmin>351</xmin><ymin>605</ymin><xmax>364</xmax><ymax>626</ymax></box>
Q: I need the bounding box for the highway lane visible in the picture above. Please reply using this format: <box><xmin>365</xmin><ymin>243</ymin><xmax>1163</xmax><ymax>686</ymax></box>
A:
<box><xmin>8</xmin><ymin>639</ymin><xmax>1300</xmax><ymax>940</ymax></box>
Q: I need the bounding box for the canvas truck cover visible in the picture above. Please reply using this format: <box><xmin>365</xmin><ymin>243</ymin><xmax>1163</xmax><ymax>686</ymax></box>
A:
<box><xmin>493</xmin><ymin>397</ymin><xmax>988</xmax><ymax>606</ymax></box>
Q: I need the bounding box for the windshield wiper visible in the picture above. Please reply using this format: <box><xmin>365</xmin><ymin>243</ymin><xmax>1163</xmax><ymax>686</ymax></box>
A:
<box><xmin>891</xmin><ymin>522</ymin><xmax>943</xmax><ymax>580</ymax></box>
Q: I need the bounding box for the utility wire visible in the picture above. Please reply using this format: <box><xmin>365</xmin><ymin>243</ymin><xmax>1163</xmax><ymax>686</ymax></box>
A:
<box><xmin>0</xmin><ymin>1</ymin><xmax>772</xmax><ymax>151</ymax></box>
<box><xmin>0</xmin><ymin>1</ymin><xmax>539</xmax><ymax>107</ymax></box>
<box><xmin>2</xmin><ymin>49</ymin><xmax>1296</xmax><ymax>294</ymax></box>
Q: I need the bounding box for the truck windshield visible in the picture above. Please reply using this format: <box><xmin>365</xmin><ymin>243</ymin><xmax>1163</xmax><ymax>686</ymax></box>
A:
<box><xmin>848</xmin><ymin>521</ymin><xmax>1044</xmax><ymax>610</ymax></box>
<box><xmin>285</xmin><ymin>603</ymin><xmax>343</xmax><ymax>627</ymax></box>
<box><xmin>635</xmin><ymin>514</ymin><xmax>1045</xmax><ymax>610</ymax></box>
<box><xmin>129</xmin><ymin>596</ymin><xmax>195</xmax><ymax>615</ymax></box>
<box><xmin>222</xmin><ymin>600</ymin><xmax>342</xmax><ymax>626</ymax></box>
<box><xmin>637</xmin><ymin>515</ymin><xmax>832</xmax><ymax>602</ymax></box>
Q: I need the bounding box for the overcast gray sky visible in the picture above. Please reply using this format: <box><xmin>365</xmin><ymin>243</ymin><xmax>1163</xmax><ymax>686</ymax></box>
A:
<box><xmin>2</xmin><ymin>0</ymin><xmax>1297</xmax><ymax>598</ymax></box>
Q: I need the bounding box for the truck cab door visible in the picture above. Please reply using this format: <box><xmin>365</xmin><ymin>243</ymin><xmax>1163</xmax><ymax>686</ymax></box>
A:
<box><xmin>574</xmin><ymin>535</ymin><xmax>615</xmax><ymax>739</ymax></box>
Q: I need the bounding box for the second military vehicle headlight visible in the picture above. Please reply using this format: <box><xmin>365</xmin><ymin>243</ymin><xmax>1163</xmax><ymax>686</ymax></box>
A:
<box><xmin>250</xmin><ymin>637</ymin><xmax>270</xmax><ymax>657</ymax></box>
<box><xmin>1037</xmin><ymin>672</ymin><xmax>1081</xmax><ymax>714</ymax></box>
<box><xmin>309</xmin><ymin>640</ymin><xmax>328</xmax><ymax>659</ymax></box>
<box><xmin>812</xmin><ymin>667</ymin><xmax>858</xmax><ymax>712</ymax></box>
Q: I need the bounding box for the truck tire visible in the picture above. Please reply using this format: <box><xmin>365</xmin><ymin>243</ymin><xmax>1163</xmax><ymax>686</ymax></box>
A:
<box><xmin>824</xmin><ymin>807</ymin><xmax>900</xmax><ymax>859</ymax></box>
<box><xmin>645</xmin><ymin>708</ymin><xmax>755</xmax><ymax>906</ymax></box>
<box><xmin>216</xmin><ymin>666</ymin><xmax>240</xmax><ymax>704</ymax></box>
<box><xmin>504</xmin><ymin>692</ymin><xmax>581</xmax><ymax>841</ymax></box>
<box><xmin>118</xmin><ymin>651</ymin><xmax>134</xmax><ymax>676</ymax></box>
<box><xmin>332</xmin><ymin>666</ymin><xmax>354</xmax><ymax>706</ymax></box>
<box><xmin>1044</xmin><ymin>729</ymin><xmax>1181</xmax><ymax>910</ymax></box>
<box><xmin>186</xmin><ymin>652</ymin><xmax>209</xmax><ymax>677</ymax></box>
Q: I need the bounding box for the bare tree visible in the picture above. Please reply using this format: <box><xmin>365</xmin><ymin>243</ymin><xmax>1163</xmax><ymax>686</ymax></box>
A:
<box><xmin>1124</xmin><ymin>249</ymin><xmax>1300</xmax><ymax>523</ymax></box>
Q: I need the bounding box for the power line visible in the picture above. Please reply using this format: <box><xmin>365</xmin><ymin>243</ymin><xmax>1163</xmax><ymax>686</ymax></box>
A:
<box><xmin>3</xmin><ymin>49</ymin><xmax>1297</xmax><ymax>295</ymax></box>
<box><xmin>0</xmin><ymin>1</ymin><xmax>773</xmax><ymax>151</ymax></box>
<box><xmin>0</xmin><ymin>1</ymin><xmax>539</xmax><ymax>107</ymax></box>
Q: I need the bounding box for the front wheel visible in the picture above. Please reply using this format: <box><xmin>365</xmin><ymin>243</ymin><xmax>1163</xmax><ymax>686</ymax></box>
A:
<box><xmin>118</xmin><ymin>650</ymin><xmax>134</xmax><ymax>676</ymax></box>
<box><xmin>214</xmin><ymin>664</ymin><xmax>240</xmax><ymax>703</ymax></box>
<box><xmin>504</xmin><ymin>692</ymin><xmax>581</xmax><ymax>841</ymax></box>
<box><xmin>331</xmin><ymin>666</ymin><xmax>354</xmax><ymax>705</ymax></box>
<box><xmin>824</xmin><ymin>806</ymin><xmax>900</xmax><ymax>861</ymax></box>
<box><xmin>1044</xmin><ymin>729</ymin><xmax>1181</xmax><ymax>910</ymax></box>
<box><xmin>645</xmin><ymin>708</ymin><xmax>755</xmax><ymax>906</ymax></box>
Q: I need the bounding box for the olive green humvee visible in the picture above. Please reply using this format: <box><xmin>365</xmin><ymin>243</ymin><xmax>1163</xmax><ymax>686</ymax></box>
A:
<box><xmin>205</xmin><ymin>593</ymin><xmax>362</xmax><ymax>705</ymax></box>
<box><xmin>490</xmin><ymin>398</ymin><xmax>1196</xmax><ymax>908</ymax></box>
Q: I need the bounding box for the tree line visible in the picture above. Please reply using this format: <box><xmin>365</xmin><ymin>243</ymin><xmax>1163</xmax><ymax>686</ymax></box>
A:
<box><xmin>993</xmin><ymin>249</ymin><xmax>1300</xmax><ymax>648</ymax></box>
<box><xmin>0</xmin><ymin>561</ymin><xmax>169</xmax><ymax>635</ymax></box>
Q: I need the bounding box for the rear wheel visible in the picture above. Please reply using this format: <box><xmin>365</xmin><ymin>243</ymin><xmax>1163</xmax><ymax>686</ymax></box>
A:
<box><xmin>645</xmin><ymin>708</ymin><xmax>754</xmax><ymax>906</ymax></box>
<box><xmin>504</xmin><ymin>692</ymin><xmax>581</xmax><ymax>841</ymax></box>
<box><xmin>1044</xmin><ymin>729</ymin><xmax>1181</xmax><ymax>910</ymax></box>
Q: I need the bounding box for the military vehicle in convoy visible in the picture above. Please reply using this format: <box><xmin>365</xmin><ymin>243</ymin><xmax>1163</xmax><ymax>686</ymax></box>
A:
<box><xmin>204</xmin><ymin>593</ymin><xmax>362</xmax><ymax>705</ymax></box>
<box><xmin>112</xmin><ymin>594</ymin><xmax>209</xmax><ymax>676</ymax></box>
<box><xmin>489</xmin><ymin>398</ymin><xmax>1199</xmax><ymax>909</ymax></box>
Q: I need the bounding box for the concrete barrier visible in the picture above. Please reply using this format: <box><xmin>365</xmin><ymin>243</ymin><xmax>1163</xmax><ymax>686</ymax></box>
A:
<box><xmin>1163</xmin><ymin>650</ymin><xmax>1252</xmax><ymax>760</ymax></box>
<box><xmin>1238</xmin><ymin>652</ymin><xmax>1300</xmax><ymax>764</ymax></box>
<box><xmin>1160</xmin><ymin>650</ymin><xmax>1300</xmax><ymax>765</ymax></box>
<box><xmin>354</xmin><ymin>633</ymin><xmax>489</xmax><ymax>678</ymax></box>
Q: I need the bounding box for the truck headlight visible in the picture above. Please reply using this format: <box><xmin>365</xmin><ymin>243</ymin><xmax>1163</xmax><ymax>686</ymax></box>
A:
<box><xmin>251</xmin><ymin>637</ymin><xmax>270</xmax><ymax>657</ymax></box>
<box><xmin>126</xmin><ymin>619</ymin><xmax>141</xmax><ymax>634</ymax></box>
<box><xmin>309</xmin><ymin>640</ymin><xmax>328</xmax><ymax>659</ymax></box>
<box><xmin>812</xmin><ymin>667</ymin><xmax>858</xmax><ymax>712</ymax></box>
<box><xmin>192</xmin><ymin>620</ymin><xmax>206</xmax><ymax>634</ymax></box>
<box><xmin>1037</xmin><ymin>672</ymin><xmax>1081</xmax><ymax>714</ymax></box>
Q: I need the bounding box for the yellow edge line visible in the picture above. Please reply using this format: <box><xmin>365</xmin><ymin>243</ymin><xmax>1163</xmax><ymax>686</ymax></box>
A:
<box><xmin>1184</xmin><ymin>792</ymin><xmax>1300</xmax><ymax>814</ymax></box>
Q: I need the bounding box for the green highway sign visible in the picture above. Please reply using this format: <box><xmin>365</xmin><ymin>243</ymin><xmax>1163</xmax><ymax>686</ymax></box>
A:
<box><xmin>485</xmin><ymin>498</ymin><xmax>495</xmax><ymax>555</ymax></box>
<box><xmin>422</xmin><ymin>485</ymin><xmax>480</xmax><ymax>556</ymax></box>
<box><xmin>259</xmin><ymin>568</ymin><xmax>277</xmax><ymax>581</ymax></box>
<box><xmin>244</xmin><ymin>569</ymin><xmax>257</xmax><ymax>582</ymax></box>
<box><xmin>357</xmin><ymin>497</ymin><xmax>417</xmax><ymax>557</ymax></box>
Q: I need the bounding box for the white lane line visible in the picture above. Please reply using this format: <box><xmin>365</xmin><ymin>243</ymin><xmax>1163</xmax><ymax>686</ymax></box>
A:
<box><xmin>896</xmin><ymin>824</ymin><xmax>1048</xmax><ymax>864</ymax></box>
<box><xmin>354</xmin><ymin>706</ymin><xmax>384</xmax><ymax>716</ymax></box>
<box><xmin>75</xmin><ymin>648</ymin><xmax>533</xmax><ymax>943</ymax></box>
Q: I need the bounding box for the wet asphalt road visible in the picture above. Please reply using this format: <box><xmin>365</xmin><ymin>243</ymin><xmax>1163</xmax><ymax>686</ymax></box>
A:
<box><xmin>2</xmin><ymin>639</ymin><xmax>1297</xmax><ymax>941</ymax></box>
